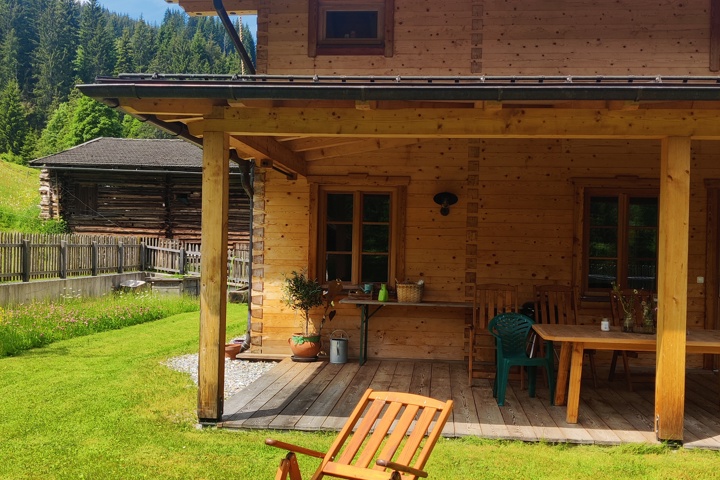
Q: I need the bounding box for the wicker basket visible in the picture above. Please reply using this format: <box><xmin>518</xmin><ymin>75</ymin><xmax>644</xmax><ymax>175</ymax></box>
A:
<box><xmin>396</xmin><ymin>282</ymin><xmax>424</xmax><ymax>303</ymax></box>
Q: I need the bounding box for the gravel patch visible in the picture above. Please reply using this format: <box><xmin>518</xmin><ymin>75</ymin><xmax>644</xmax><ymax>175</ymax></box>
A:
<box><xmin>164</xmin><ymin>353</ymin><xmax>277</xmax><ymax>399</ymax></box>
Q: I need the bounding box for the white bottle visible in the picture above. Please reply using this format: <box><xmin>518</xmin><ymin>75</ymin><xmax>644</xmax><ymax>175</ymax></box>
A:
<box><xmin>601</xmin><ymin>318</ymin><xmax>610</xmax><ymax>332</ymax></box>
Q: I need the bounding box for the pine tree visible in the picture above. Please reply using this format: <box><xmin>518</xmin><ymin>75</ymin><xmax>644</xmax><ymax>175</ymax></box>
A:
<box><xmin>74</xmin><ymin>0</ymin><xmax>115</xmax><ymax>82</ymax></box>
<box><xmin>114</xmin><ymin>27</ymin><xmax>134</xmax><ymax>75</ymax></box>
<box><xmin>131</xmin><ymin>20</ymin><xmax>156</xmax><ymax>73</ymax></box>
<box><xmin>33</xmin><ymin>0</ymin><xmax>79</xmax><ymax>121</ymax></box>
<box><xmin>0</xmin><ymin>79</ymin><xmax>29</xmax><ymax>160</ymax></box>
<box><xmin>0</xmin><ymin>27</ymin><xmax>19</xmax><ymax>88</ymax></box>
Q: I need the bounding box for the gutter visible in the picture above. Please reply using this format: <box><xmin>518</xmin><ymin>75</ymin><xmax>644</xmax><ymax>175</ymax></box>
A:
<box><xmin>214</xmin><ymin>0</ymin><xmax>256</xmax><ymax>75</ymax></box>
<box><xmin>29</xmin><ymin>165</ymin><xmax>245</xmax><ymax>175</ymax></box>
<box><xmin>77</xmin><ymin>75</ymin><xmax>720</xmax><ymax>103</ymax></box>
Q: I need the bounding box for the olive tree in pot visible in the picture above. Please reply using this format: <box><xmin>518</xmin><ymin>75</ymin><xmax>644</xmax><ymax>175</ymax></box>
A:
<box><xmin>281</xmin><ymin>271</ymin><xmax>343</xmax><ymax>361</ymax></box>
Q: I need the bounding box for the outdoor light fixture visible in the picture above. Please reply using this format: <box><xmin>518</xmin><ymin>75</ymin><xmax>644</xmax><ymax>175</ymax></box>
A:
<box><xmin>433</xmin><ymin>192</ymin><xmax>458</xmax><ymax>216</ymax></box>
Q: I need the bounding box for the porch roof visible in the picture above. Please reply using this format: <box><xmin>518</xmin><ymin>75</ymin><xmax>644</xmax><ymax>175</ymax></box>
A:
<box><xmin>80</xmin><ymin>74</ymin><xmax>720</xmax><ymax>103</ymax></box>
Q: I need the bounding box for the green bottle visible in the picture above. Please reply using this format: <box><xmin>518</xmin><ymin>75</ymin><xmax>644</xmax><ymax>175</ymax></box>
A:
<box><xmin>378</xmin><ymin>284</ymin><xmax>389</xmax><ymax>302</ymax></box>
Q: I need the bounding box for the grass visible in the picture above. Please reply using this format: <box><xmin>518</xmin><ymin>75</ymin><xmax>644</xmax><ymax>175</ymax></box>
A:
<box><xmin>0</xmin><ymin>160</ymin><xmax>66</xmax><ymax>232</ymax></box>
<box><xmin>1</xmin><ymin>301</ymin><xmax>720</xmax><ymax>478</ymax></box>
<box><xmin>0</xmin><ymin>291</ymin><xmax>199</xmax><ymax>357</ymax></box>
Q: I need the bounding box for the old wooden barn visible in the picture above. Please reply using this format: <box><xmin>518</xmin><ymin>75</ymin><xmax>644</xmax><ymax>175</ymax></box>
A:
<box><xmin>77</xmin><ymin>0</ymin><xmax>720</xmax><ymax>443</ymax></box>
<box><xmin>30</xmin><ymin>137</ymin><xmax>251</xmax><ymax>243</ymax></box>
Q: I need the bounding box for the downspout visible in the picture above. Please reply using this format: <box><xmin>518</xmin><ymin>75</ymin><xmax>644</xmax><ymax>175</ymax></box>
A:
<box><xmin>214</xmin><ymin>0</ymin><xmax>256</xmax><ymax>75</ymax></box>
<box><xmin>231</xmin><ymin>150</ymin><xmax>254</xmax><ymax>348</ymax></box>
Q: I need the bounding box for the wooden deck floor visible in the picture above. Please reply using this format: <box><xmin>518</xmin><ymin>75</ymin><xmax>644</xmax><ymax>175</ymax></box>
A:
<box><xmin>219</xmin><ymin>359</ymin><xmax>720</xmax><ymax>449</ymax></box>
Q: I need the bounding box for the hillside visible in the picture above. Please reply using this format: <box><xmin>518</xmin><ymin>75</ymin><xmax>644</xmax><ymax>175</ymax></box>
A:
<box><xmin>0</xmin><ymin>161</ymin><xmax>61</xmax><ymax>233</ymax></box>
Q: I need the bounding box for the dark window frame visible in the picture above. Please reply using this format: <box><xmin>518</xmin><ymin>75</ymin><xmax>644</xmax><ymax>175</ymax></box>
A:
<box><xmin>582</xmin><ymin>186</ymin><xmax>659</xmax><ymax>297</ymax></box>
<box><xmin>308</xmin><ymin>0</ymin><xmax>394</xmax><ymax>57</ymax></box>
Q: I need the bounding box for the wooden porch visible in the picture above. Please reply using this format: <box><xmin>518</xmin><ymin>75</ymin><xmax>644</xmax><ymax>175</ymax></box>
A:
<box><xmin>220</xmin><ymin>358</ymin><xmax>720</xmax><ymax>450</ymax></box>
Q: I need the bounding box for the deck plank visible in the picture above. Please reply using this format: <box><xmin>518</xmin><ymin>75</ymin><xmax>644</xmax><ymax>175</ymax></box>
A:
<box><xmin>220</xmin><ymin>361</ymin><xmax>720</xmax><ymax>449</ymax></box>
<box><xmin>321</xmin><ymin>361</ymin><xmax>381</xmax><ymax>430</ymax></box>
<box><xmin>448</xmin><ymin>363</ymin><xmax>483</xmax><ymax>437</ymax></box>
<box><xmin>242</xmin><ymin>360</ymin><xmax>325</xmax><ymax>428</ymax></box>
<box><xmin>472</xmin><ymin>379</ymin><xmax>511</xmax><ymax>440</ymax></box>
<box><xmin>221</xmin><ymin>358</ymin><xmax>295</xmax><ymax>420</ymax></box>
<box><xmin>294</xmin><ymin>362</ymin><xmax>361</xmax><ymax>430</ymax></box>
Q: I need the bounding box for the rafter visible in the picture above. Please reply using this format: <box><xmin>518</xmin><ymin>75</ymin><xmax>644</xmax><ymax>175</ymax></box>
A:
<box><xmin>304</xmin><ymin>138</ymin><xmax>423</xmax><ymax>161</ymax></box>
<box><xmin>229</xmin><ymin>135</ymin><xmax>307</xmax><ymax>177</ymax></box>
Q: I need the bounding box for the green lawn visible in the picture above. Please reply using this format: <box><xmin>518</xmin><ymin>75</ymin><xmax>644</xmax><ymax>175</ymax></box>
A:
<box><xmin>1</xmin><ymin>302</ymin><xmax>719</xmax><ymax>479</ymax></box>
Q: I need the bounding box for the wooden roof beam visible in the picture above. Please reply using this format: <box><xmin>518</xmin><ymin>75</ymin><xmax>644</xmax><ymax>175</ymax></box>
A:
<box><xmin>187</xmin><ymin>107</ymin><xmax>720</xmax><ymax>140</ymax></box>
<box><xmin>304</xmin><ymin>138</ymin><xmax>422</xmax><ymax>161</ymax></box>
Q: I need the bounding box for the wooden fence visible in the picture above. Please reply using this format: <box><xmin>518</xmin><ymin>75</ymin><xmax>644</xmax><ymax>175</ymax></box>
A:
<box><xmin>0</xmin><ymin>233</ymin><xmax>250</xmax><ymax>287</ymax></box>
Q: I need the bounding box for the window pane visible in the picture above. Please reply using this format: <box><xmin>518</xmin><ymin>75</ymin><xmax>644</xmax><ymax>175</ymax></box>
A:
<box><xmin>628</xmin><ymin>260</ymin><xmax>656</xmax><ymax>291</ymax></box>
<box><xmin>326</xmin><ymin>11</ymin><xmax>378</xmax><ymax>39</ymax></box>
<box><xmin>588</xmin><ymin>227</ymin><xmax>618</xmax><ymax>257</ymax></box>
<box><xmin>629</xmin><ymin>229</ymin><xmax>657</xmax><ymax>259</ymax></box>
<box><xmin>327</xmin><ymin>193</ymin><xmax>353</xmax><ymax>222</ymax></box>
<box><xmin>587</xmin><ymin>260</ymin><xmax>617</xmax><ymax>289</ymax></box>
<box><xmin>326</xmin><ymin>254</ymin><xmax>352</xmax><ymax>282</ymax></box>
<box><xmin>629</xmin><ymin>197</ymin><xmax>658</xmax><ymax>227</ymax></box>
<box><xmin>326</xmin><ymin>224</ymin><xmax>353</xmax><ymax>252</ymax></box>
<box><xmin>362</xmin><ymin>225</ymin><xmax>389</xmax><ymax>253</ymax></box>
<box><xmin>589</xmin><ymin>197</ymin><xmax>618</xmax><ymax>226</ymax></box>
<box><xmin>363</xmin><ymin>194</ymin><xmax>390</xmax><ymax>222</ymax></box>
<box><xmin>361</xmin><ymin>255</ymin><xmax>388</xmax><ymax>282</ymax></box>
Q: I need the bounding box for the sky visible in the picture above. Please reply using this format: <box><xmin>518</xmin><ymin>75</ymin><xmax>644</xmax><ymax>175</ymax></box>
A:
<box><xmin>84</xmin><ymin>1</ymin><xmax>257</xmax><ymax>31</ymax></box>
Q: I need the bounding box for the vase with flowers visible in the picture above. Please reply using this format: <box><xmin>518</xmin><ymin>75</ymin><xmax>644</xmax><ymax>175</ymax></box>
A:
<box><xmin>612</xmin><ymin>283</ymin><xmax>637</xmax><ymax>333</ymax></box>
<box><xmin>641</xmin><ymin>297</ymin><xmax>657</xmax><ymax>334</ymax></box>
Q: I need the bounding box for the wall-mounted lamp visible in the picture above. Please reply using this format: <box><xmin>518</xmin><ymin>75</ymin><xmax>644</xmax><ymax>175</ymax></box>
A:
<box><xmin>433</xmin><ymin>192</ymin><xmax>458</xmax><ymax>216</ymax></box>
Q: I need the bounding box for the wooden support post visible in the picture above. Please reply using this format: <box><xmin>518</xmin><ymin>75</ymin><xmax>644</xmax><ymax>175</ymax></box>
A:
<box><xmin>91</xmin><ymin>241</ymin><xmax>98</xmax><ymax>276</ymax></box>
<box><xmin>59</xmin><ymin>240</ymin><xmax>67</xmax><ymax>279</ymax></box>
<box><xmin>118</xmin><ymin>242</ymin><xmax>124</xmax><ymax>274</ymax></box>
<box><xmin>655</xmin><ymin>136</ymin><xmax>690</xmax><ymax>442</ymax></box>
<box><xmin>22</xmin><ymin>239</ymin><xmax>30</xmax><ymax>283</ymax></box>
<box><xmin>197</xmin><ymin>130</ymin><xmax>230</xmax><ymax>422</ymax></box>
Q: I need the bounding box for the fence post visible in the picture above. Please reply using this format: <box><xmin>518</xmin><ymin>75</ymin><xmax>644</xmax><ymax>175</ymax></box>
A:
<box><xmin>91</xmin><ymin>241</ymin><xmax>98</xmax><ymax>276</ymax></box>
<box><xmin>59</xmin><ymin>240</ymin><xmax>67</xmax><ymax>279</ymax></box>
<box><xmin>140</xmin><ymin>242</ymin><xmax>147</xmax><ymax>271</ymax></box>
<box><xmin>179</xmin><ymin>248</ymin><xmax>186</xmax><ymax>275</ymax></box>
<box><xmin>22</xmin><ymin>239</ymin><xmax>30</xmax><ymax>283</ymax></box>
<box><xmin>118</xmin><ymin>241</ymin><xmax>124</xmax><ymax>274</ymax></box>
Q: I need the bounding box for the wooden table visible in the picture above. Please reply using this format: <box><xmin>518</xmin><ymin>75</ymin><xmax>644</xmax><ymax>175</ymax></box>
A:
<box><xmin>532</xmin><ymin>324</ymin><xmax>720</xmax><ymax>423</ymax></box>
<box><xmin>338</xmin><ymin>298</ymin><xmax>471</xmax><ymax>365</ymax></box>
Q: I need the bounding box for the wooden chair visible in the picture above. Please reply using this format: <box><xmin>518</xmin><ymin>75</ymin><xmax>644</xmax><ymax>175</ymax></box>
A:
<box><xmin>533</xmin><ymin>284</ymin><xmax>597</xmax><ymax>388</ymax></box>
<box><xmin>265</xmin><ymin>388</ymin><xmax>454</xmax><ymax>480</ymax></box>
<box><xmin>608</xmin><ymin>288</ymin><xmax>656</xmax><ymax>391</ymax></box>
<box><xmin>468</xmin><ymin>283</ymin><xmax>518</xmax><ymax>385</ymax></box>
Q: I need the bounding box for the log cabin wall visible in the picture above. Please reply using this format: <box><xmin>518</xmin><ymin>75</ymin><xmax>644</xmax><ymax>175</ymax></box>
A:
<box><xmin>39</xmin><ymin>169</ymin><xmax>250</xmax><ymax>243</ymax></box>
<box><xmin>257</xmin><ymin>137</ymin><xmax>720</xmax><ymax>364</ymax></box>
<box><xmin>261</xmin><ymin>0</ymin><xmax>712</xmax><ymax>76</ymax></box>
<box><xmin>252</xmin><ymin>0</ymin><xmax>720</xmax><ymax>361</ymax></box>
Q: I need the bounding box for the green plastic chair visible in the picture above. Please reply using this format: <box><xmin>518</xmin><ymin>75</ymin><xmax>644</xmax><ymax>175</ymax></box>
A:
<box><xmin>488</xmin><ymin>312</ymin><xmax>555</xmax><ymax>406</ymax></box>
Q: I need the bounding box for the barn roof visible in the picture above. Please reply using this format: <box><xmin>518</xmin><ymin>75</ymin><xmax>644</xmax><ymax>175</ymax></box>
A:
<box><xmin>29</xmin><ymin>137</ymin><xmax>206</xmax><ymax>171</ymax></box>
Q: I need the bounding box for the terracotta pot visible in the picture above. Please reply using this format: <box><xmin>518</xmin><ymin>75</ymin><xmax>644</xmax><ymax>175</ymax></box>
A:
<box><xmin>225</xmin><ymin>343</ymin><xmax>243</xmax><ymax>358</ymax></box>
<box><xmin>288</xmin><ymin>334</ymin><xmax>321</xmax><ymax>360</ymax></box>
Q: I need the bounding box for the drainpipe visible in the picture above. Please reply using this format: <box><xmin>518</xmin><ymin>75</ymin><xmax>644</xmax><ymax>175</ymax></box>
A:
<box><xmin>214</xmin><ymin>0</ymin><xmax>256</xmax><ymax>75</ymax></box>
<box><xmin>231</xmin><ymin>150</ymin><xmax>254</xmax><ymax>348</ymax></box>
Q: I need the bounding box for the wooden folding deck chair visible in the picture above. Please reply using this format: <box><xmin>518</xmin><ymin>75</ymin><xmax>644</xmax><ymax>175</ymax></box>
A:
<box><xmin>265</xmin><ymin>389</ymin><xmax>454</xmax><ymax>480</ymax></box>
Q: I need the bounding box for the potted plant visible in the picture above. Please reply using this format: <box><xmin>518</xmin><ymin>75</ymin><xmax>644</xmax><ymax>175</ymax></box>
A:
<box><xmin>281</xmin><ymin>270</ymin><xmax>343</xmax><ymax>361</ymax></box>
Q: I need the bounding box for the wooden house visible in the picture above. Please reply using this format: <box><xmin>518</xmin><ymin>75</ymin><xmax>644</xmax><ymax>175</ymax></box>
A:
<box><xmin>77</xmin><ymin>0</ymin><xmax>720</xmax><ymax>441</ymax></box>
<box><xmin>30</xmin><ymin>137</ymin><xmax>251</xmax><ymax>243</ymax></box>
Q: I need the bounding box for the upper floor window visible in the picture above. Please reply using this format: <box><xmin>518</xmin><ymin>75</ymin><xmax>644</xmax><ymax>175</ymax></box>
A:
<box><xmin>309</xmin><ymin>0</ymin><xmax>394</xmax><ymax>57</ymax></box>
<box><xmin>584</xmin><ymin>189</ymin><xmax>658</xmax><ymax>296</ymax></box>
